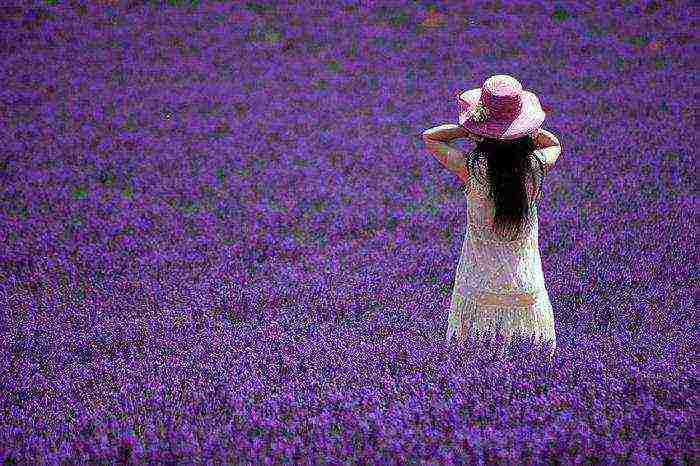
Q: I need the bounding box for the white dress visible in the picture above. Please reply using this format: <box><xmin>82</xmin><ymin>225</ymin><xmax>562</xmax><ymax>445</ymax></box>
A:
<box><xmin>446</xmin><ymin>153</ymin><xmax>556</xmax><ymax>361</ymax></box>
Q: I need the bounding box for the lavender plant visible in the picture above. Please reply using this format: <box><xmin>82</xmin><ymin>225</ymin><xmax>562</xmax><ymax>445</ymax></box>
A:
<box><xmin>0</xmin><ymin>0</ymin><xmax>695</xmax><ymax>464</ymax></box>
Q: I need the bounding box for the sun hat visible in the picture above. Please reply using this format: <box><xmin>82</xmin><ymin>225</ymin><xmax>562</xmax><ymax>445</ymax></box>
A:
<box><xmin>456</xmin><ymin>74</ymin><xmax>545</xmax><ymax>141</ymax></box>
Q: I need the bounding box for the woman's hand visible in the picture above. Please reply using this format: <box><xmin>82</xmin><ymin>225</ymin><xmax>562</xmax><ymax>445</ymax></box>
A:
<box><xmin>531</xmin><ymin>128</ymin><xmax>560</xmax><ymax>149</ymax></box>
<box><xmin>460</xmin><ymin>125</ymin><xmax>484</xmax><ymax>143</ymax></box>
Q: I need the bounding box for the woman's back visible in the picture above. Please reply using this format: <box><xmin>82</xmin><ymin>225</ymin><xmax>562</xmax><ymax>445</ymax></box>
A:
<box><xmin>447</xmin><ymin>150</ymin><xmax>556</xmax><ymax>360</ymax></box>
<box><xmin>462</xmin><ymin>152</ymin><xmax>547</xmax><ymax>244</ymax></box>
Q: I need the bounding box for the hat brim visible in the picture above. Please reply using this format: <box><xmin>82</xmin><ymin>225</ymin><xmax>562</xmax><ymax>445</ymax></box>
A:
<box><xmin>457</xmin><ymin>89</ymin><xmax>545</xmax><ymax>140</ymax></box>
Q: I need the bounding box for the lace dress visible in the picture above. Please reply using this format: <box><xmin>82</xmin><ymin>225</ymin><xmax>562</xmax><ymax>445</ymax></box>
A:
<box><xmin>446</xmin><ymin>154</ymin><xmax>556</xmax><ymax>361</ymax></box>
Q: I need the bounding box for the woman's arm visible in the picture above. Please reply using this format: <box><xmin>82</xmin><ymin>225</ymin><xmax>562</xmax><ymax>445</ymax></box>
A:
<box><xmin>421</xmin><ymin>124</ymin><xmax>472</xmax><ymax>184</ymax></box>
<box><xmin>421</xmin><ymin>123</ymin><xmax>471</xmax><ymax>143</ymax></box>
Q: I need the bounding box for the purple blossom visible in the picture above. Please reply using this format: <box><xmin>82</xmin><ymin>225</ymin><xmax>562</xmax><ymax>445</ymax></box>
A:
<box><xmin>0</xmin><ymin>1</ymin><xmax>693</xmax><ymax>465</ymax></box>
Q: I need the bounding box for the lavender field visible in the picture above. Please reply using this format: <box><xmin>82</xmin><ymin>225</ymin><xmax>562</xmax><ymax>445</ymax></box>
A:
<box><xmin>0</xmin><ymin>0</ymin><xmax>696</xmax><ymax>464</ymax></box>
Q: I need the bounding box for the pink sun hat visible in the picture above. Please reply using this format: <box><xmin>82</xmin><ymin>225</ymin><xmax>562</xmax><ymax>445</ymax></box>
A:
<box><xmin>456</xmin><ymin>74</ymin><xmax>545</xmax><ymax>141</ymax></box>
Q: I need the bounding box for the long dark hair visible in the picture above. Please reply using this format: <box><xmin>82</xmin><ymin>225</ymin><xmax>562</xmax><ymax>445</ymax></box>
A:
<box><xmin>466</xmin><ymin>134</ymin><xmax>546</xmax><ymax>242</ymax></box>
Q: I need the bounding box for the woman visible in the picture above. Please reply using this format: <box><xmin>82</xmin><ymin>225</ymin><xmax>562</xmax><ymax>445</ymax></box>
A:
<box><xmin>421</xmin><ymin>75</ymin><xmax>562</xmax><ymax>362</ymax></box>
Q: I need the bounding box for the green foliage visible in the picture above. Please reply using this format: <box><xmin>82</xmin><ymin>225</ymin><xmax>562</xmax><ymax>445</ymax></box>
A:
<box><xmin>628</xmin><ymin>34</ymin><xmax>650</xmax><ymax>47</ymax></box>
<box><xmin>329</xmin><ymin>422</ymin><xmax>342</xmax><ymax>438</ymax></box>
<box><xmin>304</xmin><ymin>39</ymin><xmax>324</xmax><ymax>54</ymax></box>
<box><xmin>580</xmin><ymin>77</ymin><xmax>605</xmax><ymax>91</ymax></box>
<box><xmin>165</xmin><ymin>0</ymin><xmax>200</xmax><ymax>7</ymax></box>
<box><xmin>72</xmin><ymin>186</ymin><xmax>88</xmax><ymax>200</ymax></box>
<box><xmin>18</xmin><ymin>206</ymin><xmax>30</xmax><ymax>220</ymax></box>
<box><xmin>124</xmin><ymin>115</ymin><xmax>139</xmax><ymax>133</ymax></box>
<box><xmin>390</xmin><ymin>39</ymin><xmax>406</xmax><ymax>52</ymax></box>
<box><xmin>664</xmin><ymin>151</ymin><xmax>680</xmax><ymax>162</ymax></box>
<box><xmin>614</xmin><ymin>57</ymin><xmax>629</xmax><ymax>74</ymax></box>
<box><xmin>264</xmin><ymin>30</ymin><xmax>282</xmax><ymax>44</ymax></box>
<box><xmin>245</xmin><ymin>2</ymin><xmax>274</xmax><ymax>14</ymax></box>
<box><xmin>69</xmin><ymin>214</ymin><xmax>83</xmax><ymax>229</ymax></box>
<box><xmin>653</xmin><ymin>57</ymin><xmax>667</xmax><ymax>70</ymax></box>
<box><xmin>586</xmin><ymin>24</ymin><xmax>605</xmax><ymax>38</ymax></box>
<box><xmin>99</xmin><ymin>169</ymin><xmax>117</xmax><ymax>187</ymax></box>
<box><xmin>552</xmin><ymin>6</ymin><xmax>571</xmax><ymax>22</ymax></box>
<box><xmin>326</xmin><ymin>60</ymin><xmax>342</xmax><ymax>73</ymax></box>
<box><xmin>110</xmin><ymin>70</ymin><xmax>128</xmax><ymax>86</ymax></box>
<box><xmin>425</xmin><ymin>203</ymin><xmax>439</xmax><ymax>216</ymax></box>
<box><xmin>442</xmin><ymin>228</ymin><xmax>453</xmax><ymax>242</ymax></box>
<box><xmin>182</xmin><ymin>201</ymin><xmax>199</xmax><ymax>215</ymax></box>
<box><xmin>312</xmin><ymin>79</ymin><xmax>329</xmax><ymax>91</ymax></box>
<box><xmin>389</xmin><ymin>11</ymin><xmax>410</xmax><ymax>28</ymax></box>
<box><xmin>370</xmin><ymin>37</ymin><xmax>388</xmax><ymax>48</ymax></box>
<box><xmin>216</xmin><ymin>167</ymin><xmax>226</xmax><ymax>183</ymax></box>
